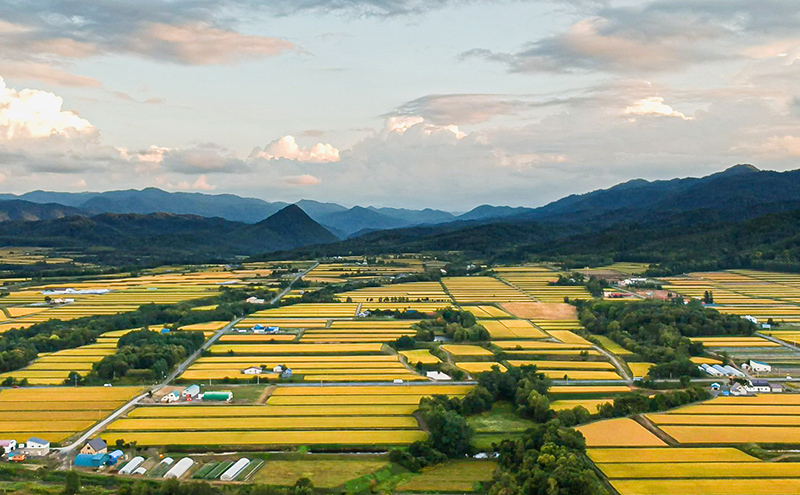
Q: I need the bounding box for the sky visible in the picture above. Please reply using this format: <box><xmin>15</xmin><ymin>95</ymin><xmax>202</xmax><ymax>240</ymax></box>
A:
<box><xmin>0</xmin><ymin>0</ymin><xmax>798</xmax><ymax>210</ymax></box>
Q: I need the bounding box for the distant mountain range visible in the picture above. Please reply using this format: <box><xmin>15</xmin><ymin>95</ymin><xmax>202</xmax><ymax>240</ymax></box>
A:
<box><xmin>6</xmin><ymin>164</ymin><xmax>800</xmax><ymax>272</ymax></box>
<box><xmin>0</xmin><ymin>205</ymin><xmax>338</xmax><ymax>261</ymax></box>
<box><xmin>0</xmin><ymin>188</ymin><xmax>528</xmax><ymax>237</ymax></box>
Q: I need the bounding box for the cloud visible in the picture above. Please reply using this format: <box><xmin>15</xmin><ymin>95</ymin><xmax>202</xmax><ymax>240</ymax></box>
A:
<box><xmin>0</xmin><ymin>76</ymin><xmax>94</xmax><ymax>139</ymax></box>
<box><xmin>282</xmin><ymin>174</ymin><xmax>321</xmax><ymax>186</ymax></box>
<box><xmin>135</xmin><ymin>22</ymin><xmax>295</xmax><ymax>65</ymax></box>
<box><xmin>464</xmin><ymin>1</ymin><xmax>800</xmax><ymax>74</ymax></box>
<box><xmin>0</xmin><ymin>61</ymin><xmax>100</xmax><ymax>87</ymax></box>
<box><xmin>161</xmin><ymin>144</ymin><xmax>248</xmax><ymax>174</ymax></box>
<box><xmin>250</xmin><ymin>135</ymin><xmax>340</xmax><ymax>163</ymax></box>
<box><xmin>749</xmin><ymin>135</ymin><xmax>800</xmax><ymax>157</ymax></box>
<box><xmin>0</xmin><ymin>2</ymin><xmax>296</xmax><ymax>71</ymax></box>
<box><xmin>624</xmin><ymin>97</ymin><xmax>692</xmax><ymax>121</ymax></box>
<box><xmin>382</xmin><ymin>116</ymin><xmax>466</xmax><ymax>139</ymax></box>
<box><xmin>190</xmin><ymin>175</ymin><xmax>216</xmax><ymax>191</ymax></box>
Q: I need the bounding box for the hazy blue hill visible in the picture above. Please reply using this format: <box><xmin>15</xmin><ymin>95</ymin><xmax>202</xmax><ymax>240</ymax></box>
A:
<box><xmin>0</xmin><ymin>200</ymin><xmax>87</xmax><ymax>222</ymax></box>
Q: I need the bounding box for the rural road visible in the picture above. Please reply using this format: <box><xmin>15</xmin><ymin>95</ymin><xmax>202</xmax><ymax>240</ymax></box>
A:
<box><xmin>58</xmin><ymin>261</ymin><xmax>319</xmax><ymax>454</ymax></box>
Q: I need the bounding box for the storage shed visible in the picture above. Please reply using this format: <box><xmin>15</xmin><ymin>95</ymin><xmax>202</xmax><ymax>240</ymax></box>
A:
<box><xmin>182</xmin><ymin>385</ymin><xmax>200</xmax><ymax>399</ymax></box>
<box><xmin>75</xmin><ymin>453</ymin><xmax>109</xmax><ymax>468</ymax></box>
<box><xmin>203</xmin><ymin>391</ymin><xmax>233</xmax><ymax>402</ymax></box>
<box><xmin>23</xmin><ymin>437</ymin><xmax>50</xmax><ymax>456</ymax></box>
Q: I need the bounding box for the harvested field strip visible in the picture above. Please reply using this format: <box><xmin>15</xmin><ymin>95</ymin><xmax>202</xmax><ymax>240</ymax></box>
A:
<box><xmin>267</xmin><ymin>395</ymin><xmax>454</xmax><ymax>406</ymax></box>
<box><xmin>669</xmin><ymin>405</ymin><xmax>800</xmax><ymax>415</ymax></box>
<box><xmin>108</xmin><ymin>416</ymin><xmax>419</xmax><ymax>431</ymax></box>
<box><xmin>550</xmin><ymin>399</ymin><xmax>611</xmax><ymax>413</ymax></box>
<box><xmin>598</xmin><ymin>462</ymin><xmax>800</xmax><ymax>478</ymax></box>
<box><xmin>587</xmin><ymin>447</ymin><xmax>758</xmax><ymax>463</ymax></box>
<box><xmin>219</xmin><ymin>335</ymin><xmax>297</xmax><ymax>342</ymax></box>
<box><xmin>304</xmin><ymin>374</ymin><xmax>427</xmax><ymax>382</ymax></box>
<box><xmin>509</xmin><ymin>360</ymin><xmax>614</xmax><ymax>370</ymax></box>
<box><xmin>548</xmin><ymin>386</ymin><xmax>630</xmax><ymax>395</ymax></box>
<box><xmin>129</xmin><ymin>405</ymin><xmax>417</xmax><ymax>417</ymax></box>
<box><xmin>101</xmin><ymin>430</ymin><xmax>427</xmax><ymax>446</ymax></box>
<box><xmin>399</xmin><ymin>350</ymin><xmax>440</xmax><ymax>364</ymax></box>
<box><xmin>661</xmin><ymin>425</ymin><xmax>800</xmax><ymax>444</ymax></box>
<box><xmin>207</xmin><ymin>344</ymin><xmax>384</xmax><ymax>354</ymax></box>
<box><xmin>0</xmin><ymin>420</ymin><xmax>95</xmax><ymax>433</ymax></box>
<box><xmin>610</xmin><ymin>479</ymin><xmax>800</xmax><ymax>495</ymax></box>
<box><xmin>440</xmin><ymin>344</ymin><xmax>494</xmax><ymax>356</ymax></box>
<box><xmin>648</xmin><ymin>414</ymin><xmax>800</xmax><ymax>425</ymax></box>
<box><xmin>710</xmin><ymin>395</ymin><xmax>800</xmax><ymax>405</ymax></box>
<box><xmin>547</xmin><ymin>330</ymin><xmax>591</xmax><ymax>345</ymax></box>
<box><xmin>0</xmin><ymin>387</ymin><xmax>139</xmax><ymax>401</ymax></box>
<box><xmin>0</xmin><ymin>401</ymin><xmax>126</xmax><ymax>411</ymax></box>
<box><xmin>577</xmin><ymin>418</ymin><xmax>667</xmax><ymax>447</ymax></box>
<box><xmin>493</xmin><ymin>341</ymin><xmax>590</xmax><ymax>350</ymax></box>
<box><xmin>540</xmin><ymin>370</ymin><xmax>621</xmax><ymax>380</ymax></box>
<box><xmin>190</xmin><ymin>362</ymin><xmax>408</xmax><ymax>370</ymax></box>
<box><xmin>456</xmin><ymin>362</ymin><xmax>506</xmax><ymax>373</ymax></box>
<box><xmin>0</xmin><ymin>410</ymin><xmax>109</xmax><ymax>421</ymax></box>
<box><xmin>503</xmin><ymin>350</ymin><xmax>601</xmax><ymax>356</ymax></box>
<box><xmin>270</xmin><ymin>385</ymin><xmax>473</xmax><ymax>395</ymax></box>
<box><xmin>196</xmin><ymin>355</ymin><xmax>398</xmax><ymax>363</ymax></box>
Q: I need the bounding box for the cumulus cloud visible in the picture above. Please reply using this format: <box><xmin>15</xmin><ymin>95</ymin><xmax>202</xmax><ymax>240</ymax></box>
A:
<box><xmin>250</xmin><ymin>135</ymin><xmax>340</xmax><ymax>163</ymax></box>
<box><xmin>624</xmin><ymin>97</ymin><xmax>692</xmax><ymax>121</ymax></box>
<box><xmin>750</xmin><ymin>135</ymin><xmax>800</xmax><ymax>157</ymax></box>
<box><xmin>0</xmin><ymin>76</ymin><xmax>94</xmax><ymax>139</ymax></box>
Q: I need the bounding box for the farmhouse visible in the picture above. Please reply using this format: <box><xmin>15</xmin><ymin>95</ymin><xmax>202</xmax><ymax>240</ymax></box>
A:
<box><xmin>23</xmin><ymin>437</ymin><xmax>50</xmax><ymax>456</ymax></box>
<box><xmin>80</xmin><ymin>438</ymin><xmax>107</xmax><ymax>455</ymax></box>
<box><xmin>242</xmin><ymin>366</ymin><xmax>263</xmax><ymax>375</ymax></box>
<box><xmin>0</xmin><ymin>439</ymin><xmax>17</xmax><ymax>454</ymax></box>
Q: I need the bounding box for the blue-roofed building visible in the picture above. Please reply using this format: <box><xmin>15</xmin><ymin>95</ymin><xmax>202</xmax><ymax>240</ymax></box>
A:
<box><xmin>108</xmin><ymin>450</ymin><xmax>124</xmax><ymax>464</ymax></box>
<box><xmin>75</xmin><ymin>453</ymin><xmax>109</xmax><ymax>468</ymax></box>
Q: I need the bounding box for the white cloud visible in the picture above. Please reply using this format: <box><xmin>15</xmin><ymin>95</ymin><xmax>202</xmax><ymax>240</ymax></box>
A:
<box><xmin>624</xmin><ymin>97</ymin><xmax>692</xmax><ymax>121</ymax></box>
<box><xmin>251</xmin><ymin>135</ymin><xmax>340</xmax><ymax>163</ymax></box>
<box><xmin>190</xmin><ymin>175</ymin><xmax>216</xmax><ymax>191</ymax></box>
<box><xmin>282</xmin><ymin>174</ymin><xmax>321</xmax><ymax>186</ymax></box>
<box><xmin>0</xmin><ymin>76</ymin><xmax>94</xmax><ymax>139</ymax></box>
<box><xmin>383</xmin><ymin>116</ymin><xmax>466</xmax><ymax>139</ymax></box>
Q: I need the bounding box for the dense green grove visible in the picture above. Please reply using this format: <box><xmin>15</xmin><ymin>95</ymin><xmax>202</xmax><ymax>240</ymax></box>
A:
<box><xmin>577</xmin><ymin>299</ymin><xmax>756</xmax><ymax>378</ymax></box>
<box><xmin>93</xmin><ymin>329</ymin><xmax>205</xmax><ymax>381</ymax></box>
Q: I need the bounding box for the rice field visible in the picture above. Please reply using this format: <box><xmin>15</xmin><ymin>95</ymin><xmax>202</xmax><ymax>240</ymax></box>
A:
<box><xmin>0</xmin><ymin>386</ymin><xmax>140</xmax><ymax>443</ymax></box>
<box><xmin>549</xmin><ymin>399</ymin><xmax>612</xmax><ymax>413</ymax></box>
<box><xmin>399</xmin><ymin>349</ymin><xmax>441</xmax><ymax>365</ymax></box>
<box><xmin>540</xmin><ymin>370</ymin><xmax>622</xmax><ymax>380</ymax></box>
<box><xmin>456</xmin><ymin>362</ymin><xmax>507</xmax><ymax>374</ymax></box>
<box><xmin>587</xmin><ymin>447</ymin><xmax>758</xmax><ymax>463</ymax></box>
<box><xmin>442</xmin><ymin>277</ymin><xmax>532</xmax><ymax>303</ymax></box>
<box><xmin>440</xmin><ymin>344</ymin><xmax>494</xmax><ymax>357</ymax></box>
<box><xmin>610</xmin><ymin>479</ymin><xmax>800</xmax><ymax>495</ymax></box>
<box><xmin>397</xmin><ymin>460</ymin><xmax>497</xmax><ymax>492</ymax></box>
<box><xmin>104</xmin><ymin>384</ymin><xmax>470</xmax><ymax>447</ymax></box>
<box><xmin>479</xmin><ymin>319</ymin><xmax>547</xmax><ymax>339</ymax></box>
<box><xmin>627</xmin><ymin>362</ymin><xmax>655</xmax><ymax>378</ymax></box>
<box><xmin>507</xmin><ymin>360</ymin><xmax>615</xmax><ymax>370</ymax></box>
<box><xmin>577</xmin><ymin>418</ymin><xmax>667</xmax><ymax>447</ymax></box>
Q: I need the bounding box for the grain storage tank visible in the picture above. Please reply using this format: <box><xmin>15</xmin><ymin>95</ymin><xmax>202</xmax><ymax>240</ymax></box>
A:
<box><xmin>220</xmin><ymin>458</ymin><xmax>250</xmax><ymax>481</ymax></box>
<box><xmin>165</xmin><ymin>457</ymin><xmax>194</xmax><ymax>478</ymax></box>
<box><xmin>119</xmin><ymin>456</ymin><xmax>144</xmax><ymax>475</ymax></box>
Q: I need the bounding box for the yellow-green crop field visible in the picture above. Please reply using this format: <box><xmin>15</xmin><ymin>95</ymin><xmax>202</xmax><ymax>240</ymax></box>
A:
<box><xmin>399</xmin><ymin>349</ymin><xmax>441</xmax><ymax>365</ymax></box>
<box><xmin>0</xmin><ymin>386</ymin><xmax>140</xmax><ymax>444</ymax></box>
<box><xmin>456</xmin><ymin>362</ymin><xmax>506</xmax><ymax>373</ymax></box>
<box><xmin>129</xmin><ymin>405</ymin><xmax>417</xmax><ymax>417</ymax></box>
<box><xmin>577</xmin><ymin>418</ymin><xmax>667</xmax><ymax>447</ymax></box>
<box><xmin>648</xmin><ymin>413</ymin><xmax>800</xmax><ymax>426</ymax></box>
<box><xmin>509</xmin><ymin>360</ymin><xmax>615</xmax><ymax>370</ymax></box>
<box><xmin>440</xmin><ymin>344</ymin><xmax>494</xmax><ymax>357</ymax></box>
<box><xmin>587</xmin><ymin>447</ymin><xmax>758</xmax><ymax>463</ymax></box>
<box><xmin>479</xmin><ymin>320</ymin><xmax>547</xmax><ymax>339</ymax></box>
<box><xmin>397</xmin><ymin>460</ymin><xmax>497</xmax><ymax>492</ymax></box>
<box><xmin>540</xmin><ymin>370</ymin><xmax>622</xmax><ymax>380</ymax></box>
<box><xmin>661</xmin><ymin>426</ymin><xmax>800</xmax><ymax>444</ymax></box>
<box><xmin>101</xmin><ymin>430</ymin><xmax>427</xmax><ymax>446</ymax></box>
<box><xmin>107</xmin><ymin>416</ymin><xmax>419</xmax><ymax>431</ymax></box>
